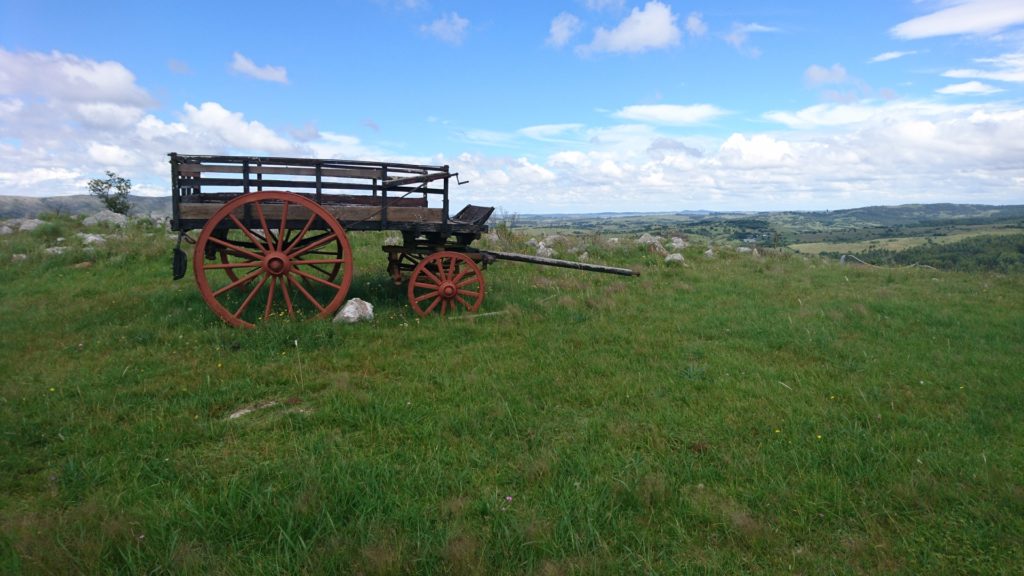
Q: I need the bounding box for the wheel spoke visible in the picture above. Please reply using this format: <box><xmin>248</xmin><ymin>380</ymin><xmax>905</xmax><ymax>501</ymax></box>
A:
<box><xmin>457</xmin><ymin>288</ymin><xmax>481</xmax><ymax>297</ymax></box>
<box><xmin>207</xmin><ymin>235</ymin><xmax>263</xmax><ymax>262</ymax></box>
<box><xmin>286</xmin><ymin>274</ymin><xmax>326</xmax><ymax>313</ymax></box>
<box><xmin>285</xmin><ymin>213</ymin><xmax>317</xmax><ymax>253</ymax></box>
<box><xmin>421</xmin><ymin>267</ymin><xmax>442</xmax><ymax>285</ymax></box>
<box><xmin>254</xmin><ymin>201</ymin><xmax>276</xmax><ymax>251</ymax></box>
<box><xmin>440</xmin><ymin>299</ymin><xmax>448</xmax><ymax>316</ymax></box>
<box><xmin>456</xmin><ymin>276</ymin><xmax>481</xmax><ymax>288</ymax></box>
<box><xmin>277</xmin><ymin>201</ymin><xmax>289</xmax><ymax>251</ymax></box>
<box><xmin>263</xmin><ymin>277</ymin><xmax>277</xmax><ymax>320</ymax></box>
<box><xmin>227</xmin><ymin>213</ymin><xmax>270</xmax><ymax>253</ymax></box>
<box><xmin>212</xmin><ymin>267</ymin><xmax>264</xmax><ymax>297</ymax></box>
<box><xmin>455</xmin><ymin>295</ymin><xmax>472</xmax><ymax>309</ymax></box>
<box><xmin>414</xmin><ymin>290</ymin><xmax>440</xmax><ymax>303</ymax></box>
<box><xmin>204</xmin><ymin>261</ymin><xmax>261</xmax><ymax>270</ymax></box>
<box><xmin>290</xmin><ymin>232</ymin><xmax>339</xmax><ymax>259</ymax></box>
<box><xmin>412</xmin><ymin>281</ymin><xmax>439</xmax><ymax>290</ymax></box>
<box><xmin>292</xmin><ymin>268</ymin><xmax>342</xmax><ymax>290</ymax></box>
<box><xmin>281</xmin><ymin>276</ymin><xmax>295</xmax><ymax>316</ymax></box>
<box><xmin>423</xmin><ymin>295</ymin><xmax>441</xmax><ymax>315</ymax></box>
<box><xmin>234</xmin><ymin>275</ymin><xmax>269</xmax><ymax>318</ymax></box>
<box><xmin>292</xmin><ymin>257</ymin><xmax>349</xmax><ymax>266</ymax></box>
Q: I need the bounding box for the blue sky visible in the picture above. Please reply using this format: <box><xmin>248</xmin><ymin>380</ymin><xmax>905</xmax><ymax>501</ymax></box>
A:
<box><xmin>1</xmin><ymin>0</ymin><xmax>1023</xmax><ymax>212</ymax></box>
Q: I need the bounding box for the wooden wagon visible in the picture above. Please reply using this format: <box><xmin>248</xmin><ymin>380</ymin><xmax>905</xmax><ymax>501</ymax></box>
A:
<box><xmin>169</xmin><ymin>153</ymin><xmax>636</xmax><ymax>328</ymax></box>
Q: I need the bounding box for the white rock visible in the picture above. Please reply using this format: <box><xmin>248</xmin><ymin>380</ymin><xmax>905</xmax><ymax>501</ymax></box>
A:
<box><xmin>333</xmin><ymin>298</ymin><xmax>374</xmax><ymax>323</ymax></box>
<box><xmin>736</xmin><ymin>246</ymin><xmax>753</xmax><ymax>254</ymax></box>
<box><xmin>543</xmin><ymin>234</ymin><xmax>564</xmax><ymax>245</ymax></box>
<box><xmin>670</xmin><ymin>237</ymin><xmax>688</xmax><ymax>249</ymax></box>
<box><xmin>83</xmin><ymin>210</ymin><xmax>128</xmax><ymax>227</ymax></box>
<box><xmin>11</xmin><ymin>253</ymin><xmax>27</xmax><ymax>262</ymax></box>
<box><xmin>536</xmin><ymin>245</ymin><xmax>556</xmax><ymax>258</ymax></box>
<box><xmin>18</xmin><ymin>219</ymin><xmax>44</xmax><ymax>232</ymax></box>
<box><xmin>44</xmin><ymin>246</ymin><xmax>65</xmax><ymax>255</ymax></box>
<box><xmin>704</xmin><ymin>248</ymin><xmax>715</xmax><ymax>258</ymax></box>
<box><xmin>0</xmin><ymin>225</ymin><xmax>12</xmax><ymax>235</ymax></box>
<box><xmin>636</xmin><ymin>233</ymin><xmax>659</xmax><ymax>245</ymax></box>
<box><xmin>607</xmin><ymin>237</ymin><xmax>620</xmax><ymax>244</ymax></box>
<box><xmin>76</xmin><ymin>232</ymin><xmax>106</xmax><ymax>245</ymax></box>
<box><xmin>579</xmin><ymin>251</ymin><xmax>589</xmax><ymax>262</ymax></box>
<box><xmin>665</xmin><ymin>253</ymin><xmax>685</xmax><ymax>264</ymax></box>
<box><xmin>526</xmin><ymin>238</ymin><xmax>539</xmax><ymax>248</ymax></box>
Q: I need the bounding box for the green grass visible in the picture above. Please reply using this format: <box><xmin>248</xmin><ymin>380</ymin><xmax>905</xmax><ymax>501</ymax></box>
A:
<box><xmin>2</xmin><ymin>216</ymin><xmax>1023</xmax><ymax>574</ymax></box>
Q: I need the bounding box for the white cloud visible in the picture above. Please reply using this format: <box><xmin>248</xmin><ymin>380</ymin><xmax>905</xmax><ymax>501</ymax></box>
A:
<box><xmin>942</xmin><ymin>50</ymin><xmax>1024</xmax><ymax>83</ymax></box>
<box><xmin>183</xmin><ymin>102</ymin><xmax>291</xmax><ymax>151</ymax></box>
<box><xmin>88</xmin><ymin>142</ymin><xmax>138</xmax><ymax>167</ymax></box>
<box><xmin>547</xmin><ymin>12</ymin><xmax>582</xmax><ymax>47</ymax></box>
<box><xmin>804</xmin><ymin>64</ymin><xmax>848</xmax><ymax>85</ymax></box>
<box><xmin>0</xmin><ymin>167</ymin><xmax>79</xmax><ymax>188</ymax></box>
<box><xmin>421</xmin><ymin>12</ymin><xmax>469</xmax><ymax>45</ymax></box>
<box><xmin>686</xmin><ymin>12</ymin><xmax>707</xmax><ymax>37</ymax></box>
<box><xmin>231</xmin><ymin>52</ymin><xmax>288</xmax><ymax>83</ymax></box>
<box><xmin>870</xmin><ymin>50</ymin><xmax>916</xmax><ymax>63</ymax></box>
<box><xmin>578</xmin><ymin>1</ymin><xmax>680</xmax><ymax>55</ymax></box>
<box><xmin>718</xmin><ymin>134</ymin><xmax>796</xmax><ymax>168</ymax></box>
<box><xmin>519</xmin><ymin>123</ymin><xmax>585</xmax><ymax>141</ymax></box>
<box><xmin>0</xmin><ymin>47</ymin><xmax>151</xmax><ymax>105</ymax></box>
<box><xmin>0</xmin><ymin>98</ymin><xmax>24</xmax><ymax>116</ymax></box>
<box><xmin>936</xmin><ymin>80</ymin><xmax>1004</xmax><ymax>94</ymax></box>
<box><xmin>136</xmin><ymin>115</ymin><xmax>188</xmax><ymax>140</ymax></box>
<box><xmin>891</xmin><ymin>0</ymin><xmax>1024</xmax><ymax>39</ymax></box>
<box><xmin>724</xmin><ymin>22</ymin><xmax>778</xmax><ymax>55</ymax></box>
<box><xmin>613</xmin><ymin>104</ymin><xmax>727</xmax><ymax>125</ymax></box>
<box><xmin>74</xmin><ymin>102</ymin><xmax>145</xmax><ymax>129</ymax></box>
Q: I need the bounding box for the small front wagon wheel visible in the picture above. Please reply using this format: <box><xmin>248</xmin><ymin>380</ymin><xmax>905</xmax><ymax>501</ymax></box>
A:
<box><xmin>194</xmin><ymin>191</ymin><xmax>353</xmax><ymax>328</ymax></box>
<box><xmin>407</xmin><ymin>251</ymin><xmax>485</xmax><ymax>317</ymax></box>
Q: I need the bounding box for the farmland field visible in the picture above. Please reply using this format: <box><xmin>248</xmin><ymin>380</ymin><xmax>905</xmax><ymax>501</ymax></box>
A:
<box><xmin>1</xmin><ymin>214</ymin><xmax>1023</xmax><ymax>574</ymax></box>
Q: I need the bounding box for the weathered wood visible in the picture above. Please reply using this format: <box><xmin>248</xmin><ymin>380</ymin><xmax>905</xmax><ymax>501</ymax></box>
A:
<box><xmin>482</xmin><ymin>250</ymin><xmax>640</xmax><ymax>276</ymax></box>
<box><xmin>179</xmin><ymin>202</ymin><xmax>442</xmax><ymax>224</ymax></box>
<box><xmin>178</xmin><ymin>192</ymin><xmax>427</xmax><ymax>207</ymax></box>
<box><xmin>177</xmin><ymin>163</ymin><xmax>385</xmax><ymax>180</ymax></box>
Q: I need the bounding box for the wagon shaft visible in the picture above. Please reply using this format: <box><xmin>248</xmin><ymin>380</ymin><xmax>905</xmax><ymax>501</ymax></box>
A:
<box><xmin>481</xmin><ymin>250</ymin><xmax>640</xmax><ymax>277</ymax></box>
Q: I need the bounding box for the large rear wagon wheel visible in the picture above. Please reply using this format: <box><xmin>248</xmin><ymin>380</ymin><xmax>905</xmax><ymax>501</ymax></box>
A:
<box><xmin>194</xmin><ymin>191</ymin><xmax>353</xmax><ymax>328</ymax></box>
<box><xmin>407</xmin><ymin>251</ymin><xmax>485</xmax><ymax>317</ymax></box>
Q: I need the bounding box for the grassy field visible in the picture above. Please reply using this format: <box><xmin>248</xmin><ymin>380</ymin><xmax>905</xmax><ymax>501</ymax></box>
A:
<box><xmin>789</xmin><ymin>226</ymin><xmax>1023</xmax><ymax>256</ymax></box>
<box><xmin>2</xmin><ymin>216</ymin><xmax>1023</xmax><ymax>574</ymax></box>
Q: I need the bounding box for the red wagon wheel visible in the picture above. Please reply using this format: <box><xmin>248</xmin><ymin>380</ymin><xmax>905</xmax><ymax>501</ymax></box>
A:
<box><xmin>194</xmin><ymin>191</ymin><xmax>353</xmax><ymax>328</ymax></box>
<box><xmin>407</xmin><ymin>251</ymin><xmax>485</xmax><ymax>317</ymax></box>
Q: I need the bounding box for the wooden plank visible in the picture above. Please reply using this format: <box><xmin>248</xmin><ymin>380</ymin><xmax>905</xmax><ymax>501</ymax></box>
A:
<box><xmin>178</xmin><ymin>163</ymin><xmax>385</xmax><ymax>180</ymax></box>
<box><xmin>179</xmin><ymin>202</ymin><xmax>442</xmax><ymax>224</ymax></box>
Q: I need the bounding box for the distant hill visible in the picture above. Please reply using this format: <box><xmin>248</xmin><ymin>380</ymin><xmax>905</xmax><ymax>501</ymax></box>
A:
<box><xmin>0</xmin><ymin>195</ymin><xmax>171</xmax><ymax>219</ymax></box>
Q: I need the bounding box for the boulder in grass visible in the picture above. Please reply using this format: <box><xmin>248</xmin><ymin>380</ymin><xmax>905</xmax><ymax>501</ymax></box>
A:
<box><xmin>665</xmin><ymin>253</ymin><xmax>685</xmax><ymax>264</ymax></box>
<box><xmin>333</xmin><ymin>298</ymin><xmax>374</xmax><ymax>324</ymax></box>
<box><xmin>704</xmin><ymin>248</ymin><xmax>715</xmax><ymax>258</ymax></box>
<box><xmin>18</xmin><ymin>219</ymin><xmax>44</xmax><ymax>232</ymax></box>
<box><xmin>0</xmin><ymin>225</ymin><xmax>12</xmax><ymax>235</ymax></box>
<box><xmin>76</xmin><ymin>233</ymin><xmax>107</xmax><ymax>245</ymax></box>
<box><xmin>736</xmin><ymin>246</ymin><xmax>753</xmax><ymax>254</ymax></box>
<box><xmin>83</xmin><ymin>210</ymin><xmax>128</xmax><ymax>227</ymax></box>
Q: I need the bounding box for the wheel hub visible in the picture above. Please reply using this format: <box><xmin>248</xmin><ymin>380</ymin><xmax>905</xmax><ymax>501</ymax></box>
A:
<box><xmin>263</xmin><ymin>251</ymin><xmax>292</xmax><ymax>276</ymax></box>
<box><xmin>439</xmin><ymin>281</ymin><xmax>457</xmax><ymax>299</ymax></box>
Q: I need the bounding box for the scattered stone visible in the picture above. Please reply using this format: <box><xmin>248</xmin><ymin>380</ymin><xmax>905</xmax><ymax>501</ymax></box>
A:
<box><xmin>76</xmin><ymin>232</ymin><xmax>107</xmax><ymax>245</ymax></box>
<box><xmin>704</xmin><ymin>248</ymin><xmax>715</xmax><ymax>258</ymax></box>
<box><xmin>637</xmin><ymin>233</ymin><xmax>667</xmax><ymax>255</ymax></box>
<box><xmin>839</xmin><ymin>255</ymin><xmax>847</xmax><ymax>265</ymax></box>
<box><xmin>579</xmin><ymin>251</ymin><xmax>589</xmax><ymax>262</ymax></box>
<box><xmin>752</xmin><ymin>248</ymin><xmax>761</xmax><ymax>257</ymax></box>
<box><xmin>72</xmin><ymin>261</ymin><xmax>94</xmax><ymax>269</ymax></box>
<box><xmin>18</xmin><ymin>219</ymin><xmax>44</xmax><ymax>232</ymax></box>
<box><xmin>665</xmin><ymin>253</ymin><xmax>685</xmax><ymax>264</ymax></box>
<box><xmin>736</xmin><ymin>246</ymin><xmax>753</xmax><ymax>254</ymax></box>
<box><xmin>11</xmin><ymin>254</ymin><xmax>27</xmax><ymax>262</ymax></box>
<box><xmin>83</xmin><ymin>210</ymin><xmax>128</xmax><ymax>227</ymax></box>
<box><xmin>543</xmin><ymin>234</ymin><xmax>564</xmax><ymax>245</ymax></box>
<box><xmin>670</xmin><ymin>237</ymin><xmax>688</xmax><ymax>249</ymax></box>
<box><xmin>636</xmin><ymin>233</ymin><xmax>660</xmax><ymax>245</ymax></box>
<box><xmin>0</xmin><ymin>225</ymin><xmax>12</xmax><ymax>235</ymax></box>
<box><xmin>525</xmin><ymin>238</ymin><xmax>539</xmax><ymax>248</ymax></box>
<box><xmin>607</xmin><ymin>237</ymin><xmax>620</xmax><ymax>244</ymax></box>
<box><xmin>333</xmin><ymin>298</ymin><xmax>374</xmax><ymax>324</ymax></box>
<box><xmin>44</xmin><ymin>246</ymin><xmax>66</xmax><ymax>255</ymax></box>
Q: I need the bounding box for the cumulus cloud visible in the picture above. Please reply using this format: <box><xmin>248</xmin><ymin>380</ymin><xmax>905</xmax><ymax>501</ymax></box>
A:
<box><xmin>577</xmin><ymin>1</ymin><xmax>680</xmax><ymax>55</ymax></box>
<box><xmin>547</xmin><ymin>12</ymin><xmax>582</xmax><ymax>47</ymax></box>
<box><xmin>890</xmin><ymin>0</ymin><xmax>1024</xmax><ymax>39</ymax></box>
<box><xmin>421</xmin><ymin>12</ymin><xmax>469</xmax><ymax>45</ymax></box>
<box><xmin>519</xmin><ymin>123</ymin><xmax>585</xmax><ymax>141</ymax></box>
<box><xmin>584</xmin><ymin>0</ymin><xmax>624</xmax><ymax>10</ymax></box>
<box><xmin>183</xmin><ymin>102</ymin><xmax>291</xmax><ymax>151</ymax></box>
<box><xmin>613</xmin><ymin>104</ymin><xmax>727</xmax><ymax>125</ymax></box>
<box><xmin>0</xmin><ymin>47</ymin><xmax>151</xmax><ymax>105</ymax></box>
<box><xmin>231</xmin><ymin>52</ymin><xmax>289</xmax><ymax>83</ymax></box>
